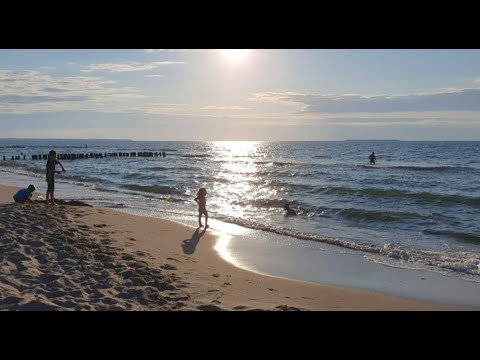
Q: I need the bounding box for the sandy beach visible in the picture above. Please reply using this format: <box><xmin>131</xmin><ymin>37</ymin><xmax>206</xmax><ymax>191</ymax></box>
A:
<box><xmin>0</xmin><ymin>184</ymin><xmax>473</xmax><ymax>311</ymax></box>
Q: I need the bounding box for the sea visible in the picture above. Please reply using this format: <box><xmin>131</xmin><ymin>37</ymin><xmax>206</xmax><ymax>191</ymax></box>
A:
<box><xmin>1</xmin><ymin>139</ymin><xmax>480</xmax><ymax>303</ymax></box>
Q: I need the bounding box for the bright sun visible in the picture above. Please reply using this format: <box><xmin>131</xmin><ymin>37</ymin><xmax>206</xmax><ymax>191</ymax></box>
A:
<box><xmin>220</xmin><ymin>49</ymin><xmax>251</xmax><ymax>63</ymax></box>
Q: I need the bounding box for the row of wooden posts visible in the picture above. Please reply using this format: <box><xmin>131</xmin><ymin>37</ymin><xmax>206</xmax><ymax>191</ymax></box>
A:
<box><xmin>2</xmin><ymin>151</ymin><xmax>167</xmax><ymax>161</ymax></box>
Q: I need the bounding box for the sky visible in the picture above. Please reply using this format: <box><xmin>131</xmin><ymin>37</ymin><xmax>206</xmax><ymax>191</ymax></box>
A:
<box><xmin>1</xmin><ymin>49</ymin><xmax>480</xmax><ymax>141</ymax></box>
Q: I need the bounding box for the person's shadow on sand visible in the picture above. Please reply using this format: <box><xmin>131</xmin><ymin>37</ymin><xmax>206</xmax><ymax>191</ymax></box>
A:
<box><xmin>182</xmin><ymin>227</ymin><xmax>207</xmax><ymax>255</ymax></box>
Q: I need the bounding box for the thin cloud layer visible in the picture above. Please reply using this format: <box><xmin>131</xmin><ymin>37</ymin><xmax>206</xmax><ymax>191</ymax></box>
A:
<box><xmin>251</xmin><ymin>89</ymin><xmax>480</xmax><ymax>113</ymax></box>
<box><xmin>0</xmin><ymin>70</ymin><xmax>143</xmax><ymax>113</ymax></box>
<box><xmin>82</xmin><ymin>61</ymin><xmax>187</xmax><ymax>73</ymax></box>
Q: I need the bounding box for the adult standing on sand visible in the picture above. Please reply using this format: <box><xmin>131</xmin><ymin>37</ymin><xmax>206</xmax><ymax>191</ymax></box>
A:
<box><xmin>46</xmin><ymin>150</ymin><xmax>66</xmax><ymax>205</ymax></box>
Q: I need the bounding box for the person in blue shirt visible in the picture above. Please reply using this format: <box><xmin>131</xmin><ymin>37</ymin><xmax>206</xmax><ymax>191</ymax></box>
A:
<box><xmin>13</xmin><ymin>185</ymin><xmax>36</xmax><ymax>204</ymax></box>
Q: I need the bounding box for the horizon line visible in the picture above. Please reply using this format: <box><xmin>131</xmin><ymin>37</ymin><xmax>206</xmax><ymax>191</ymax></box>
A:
<box><xmin>1</xmin><ymin>138</ymin><xmax>480</xmax><ymax>142</ymax></box>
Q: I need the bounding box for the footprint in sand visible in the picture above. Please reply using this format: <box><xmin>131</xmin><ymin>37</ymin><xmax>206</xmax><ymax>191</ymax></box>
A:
<box><xmin>275</xmin><ymin>305</ymin><xmax>303</xmax><ymax>311</ymax></box>
<box><xmin>160</xmin><ymin>264</ymin><xmax>177</xmax><ymax>270</ymax></box>
<box><xmin>212</xmin><ymin>273</ymin><xmax>220</xmax><ymax>278</ymax></box>
<box><xmin>197</xmin><ymin>304</ymin><xmax>223</xmax><ymax>311</ymax></box>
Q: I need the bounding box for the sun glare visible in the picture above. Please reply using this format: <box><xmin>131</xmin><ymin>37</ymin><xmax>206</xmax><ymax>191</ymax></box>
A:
<box><xmin>220</xmin><ymin>49</ymin><xmax>251</xmax><ymax>63</ymax></box>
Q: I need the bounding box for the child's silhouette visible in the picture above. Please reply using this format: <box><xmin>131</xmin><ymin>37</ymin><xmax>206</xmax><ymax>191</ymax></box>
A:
<box><xmin>46</xmin><ymin>150</ymin><xmax>66</xmax><ymax>205</ymax></box>
<box><xmin>194</xmin><ymin>188</ymin><xmax>209</xmax><ymax>228</ymax></box>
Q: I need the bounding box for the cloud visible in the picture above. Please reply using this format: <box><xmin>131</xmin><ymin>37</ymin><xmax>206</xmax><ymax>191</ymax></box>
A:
<box><xmin>0</xmin><ymin>70</ymin><xmax>144</xmax><ymax>113</ymax></box>
<box><xmin>0</xmin><ymin>95</ymin><xmax>89</xmax><ymax>104</ymax></box>
<box><xmin>39</xmin><ymin>66</ymin><xmax>56</xmax><ymax>70</ymax></box>
<box><xmin>145</xmin><ymin>74</ymin><xmax>164</xmax><ymax>78</ymax></box>
<box><xmin>133</xmin><ymin>103</ymin><xmax>253</xmax><ymax>118</ymax></box>
<box><xmin>202</xmin><ymin>105</ymin><xmax>248</xmax><ymax>111</ymax></box>
<box><xmin>249</xmin><ymin>91</ymin><xmax>303</xmax><ymax>106</ymax></box>
<box><xmin>250</xmin><ymin>89</ymin><xmax>480</xmax><ymax>113</ymax></box>
<box><xmin>82</xmin><ymin>61</ymin><xmax>187</xmax><ymax>73</ymax></box>
<box><xmin>0</xmin><ymin>70</ymin><xmax>116</xmax><ymax>95</ymax></box>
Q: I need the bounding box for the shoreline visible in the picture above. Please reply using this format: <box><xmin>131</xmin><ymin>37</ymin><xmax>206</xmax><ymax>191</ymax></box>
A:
<box><xmin>0</xmin><ymin>184</ymin><xmax>475</xmax><ymax>310</ymax></box>
<box><xmin>220</xmin><ymin>227</ymin><xmax>480</xmax><ymax>307</ymax></box>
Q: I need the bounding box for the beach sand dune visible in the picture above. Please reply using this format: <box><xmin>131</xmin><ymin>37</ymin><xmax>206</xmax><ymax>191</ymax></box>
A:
<box><xmin>0</xmin><ymin>185</ymin><xmax>472</xmax><ymax>311</ymax></box>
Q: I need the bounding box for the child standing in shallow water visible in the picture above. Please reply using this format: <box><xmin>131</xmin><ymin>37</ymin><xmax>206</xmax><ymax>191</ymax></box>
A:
<box><xmin>194</xmin><ymin>187</ymin><xmax>209</xmax><ymax>228</ymax></box>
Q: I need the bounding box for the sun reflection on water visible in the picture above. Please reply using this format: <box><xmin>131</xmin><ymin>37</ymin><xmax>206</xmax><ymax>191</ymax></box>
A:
<box><xmin>208</xmin><ymin>141</ymin><xmax>277</xmax><ymax>219</ymax></box>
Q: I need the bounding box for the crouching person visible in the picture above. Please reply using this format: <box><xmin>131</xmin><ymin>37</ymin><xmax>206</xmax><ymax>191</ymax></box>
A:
<box><xmin>13</xmin><ymin>184</ymin><xmax>36</xmax><ymax>204</ymax></box>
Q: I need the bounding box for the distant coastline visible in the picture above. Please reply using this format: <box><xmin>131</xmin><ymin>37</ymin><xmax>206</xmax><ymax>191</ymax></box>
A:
<box><xmin>344</xmin><ymin>139</ymin><xmax>401</xmax><ymax>142</ymax></box>
<box><xmin>0</xmin><ymin>138</ymin><xmax>132</xmax><ymax>141</ymax></box>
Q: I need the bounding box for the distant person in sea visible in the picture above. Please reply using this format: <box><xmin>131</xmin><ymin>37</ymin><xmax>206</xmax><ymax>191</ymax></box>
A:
<box><xmin>13</xmin><ymin>184</ymin><xmax>36</xmax><ymax>204</ymax></box>
<box><xmin>369</xmin><ymin>152</ymin><xmax>376</xmax><ymax>165</ymax></box>
<box><xmin>46</xmin><ymin>150</ymin><xmax>66</xmax><ymax>205</ymax></box>
<box><xmin>284</xmin><ymin>203</ymin><xmax>297</xmax><ymax>216</ymax></box>
<box><xmin>194</xmin><ymin>187</ymin><xmax>209</xmax><ymax>228</ymax></box>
